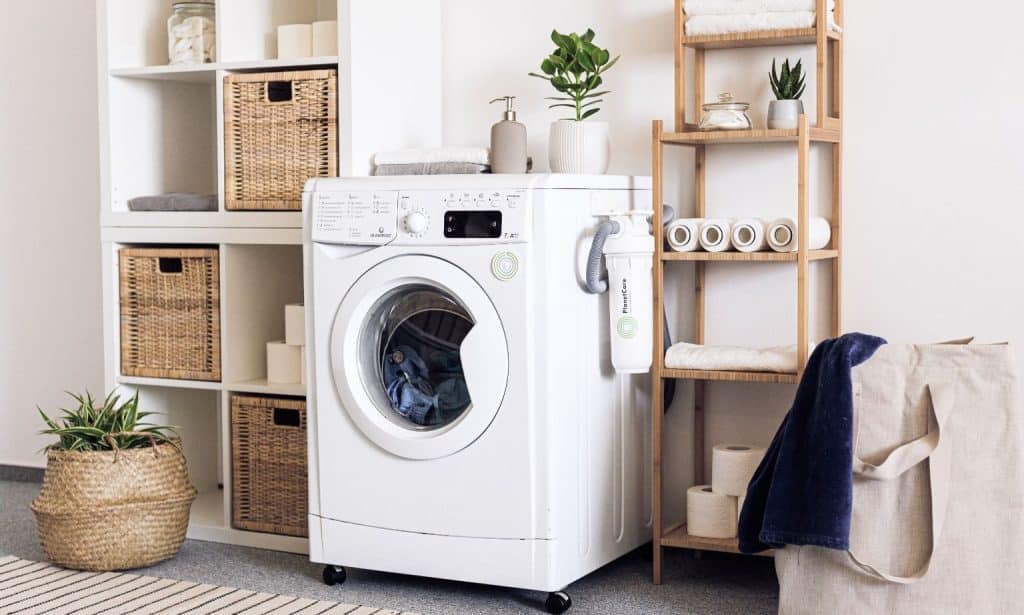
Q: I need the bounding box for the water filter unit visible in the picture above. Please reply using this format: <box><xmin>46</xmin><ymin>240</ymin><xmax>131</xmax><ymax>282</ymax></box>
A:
<box><xmin>588</xmin><ymin>212</ymin><xmax>655</xmax><ymax>374</ymax></box>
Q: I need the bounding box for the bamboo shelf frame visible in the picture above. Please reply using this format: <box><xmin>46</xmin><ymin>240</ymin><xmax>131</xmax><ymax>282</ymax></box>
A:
<box><xmin>651</xmin><ymin>0</ymin><xmax>844</xmax><ymax>583</ymax></box>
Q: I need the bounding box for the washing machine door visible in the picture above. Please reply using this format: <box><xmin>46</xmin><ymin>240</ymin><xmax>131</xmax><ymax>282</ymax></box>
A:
<box><xmin>330</xmin><ymin>254</ymin><xmax>509</xmax><ymax>460</ymax></box>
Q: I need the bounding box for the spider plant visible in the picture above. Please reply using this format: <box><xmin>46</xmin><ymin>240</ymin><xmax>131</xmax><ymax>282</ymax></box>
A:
<box><xmin>38</xmin><ymin>391</ymin><xmax>178</xmax><ymax>452</ymax></box>
<box><xmin>770</xmin><ymin>58</ymin><xmax>806</xmax><ymax>100</ymax></box>
<box><xmin>529</xmin><ymin>29</ymin><xmax>620</xmax><ymax>121</ymax></box>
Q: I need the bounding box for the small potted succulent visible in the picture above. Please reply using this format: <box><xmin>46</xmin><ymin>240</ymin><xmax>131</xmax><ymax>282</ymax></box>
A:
<box><xmin>529</xmin><ymin>29</ymin><xmax>619</xmax><ymax>174</ymax></box>
<box><xmin>767</xmin><ymin>58</ymin><xmax>806</xmax><ymax>129</ymax></box>
<box><xmin>31</xmin><ymin>391</ymin><xmax>196</xmax><ymax>571</ymax></box>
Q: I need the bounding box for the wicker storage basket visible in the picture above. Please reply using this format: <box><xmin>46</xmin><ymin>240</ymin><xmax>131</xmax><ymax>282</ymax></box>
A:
<box><xmin>224</xmin><ymin>69</ymin><xmax>338</xmax><ymax>211</ymax></box>
<box><xmin>119</xmin><ymin>247</ymin><xmax>221</xmax><ymax>381</ymax></box>
<box><xmin>231</xmin><ymin>394</ymin><xmax>308</xmax><ymax>536</ymax></box>
<box><xmin>31</xmin><ymin>441</ymin><xmax>197</xmax><ymax>571</ymax></box>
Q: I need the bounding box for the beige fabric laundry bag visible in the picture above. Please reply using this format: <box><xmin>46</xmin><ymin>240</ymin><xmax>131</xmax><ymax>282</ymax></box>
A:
<box><xmin>775</xmin><ymin>343</ymin><xmax>1024</xmax><ymax>614</ymax></box>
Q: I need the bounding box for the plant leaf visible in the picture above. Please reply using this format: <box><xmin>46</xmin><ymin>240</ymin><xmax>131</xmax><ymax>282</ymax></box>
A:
<box><xmin>581</xmin><ymin>107</ymin><xmax>601</xmax><ymax>119</ymax></box>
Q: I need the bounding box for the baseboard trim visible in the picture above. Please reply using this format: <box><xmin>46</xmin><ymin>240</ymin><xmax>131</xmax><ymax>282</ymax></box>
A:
<box><xmin>0</xmin><ymin>465</ymin><xmax>44</xmax><ymax>483</ymax></box>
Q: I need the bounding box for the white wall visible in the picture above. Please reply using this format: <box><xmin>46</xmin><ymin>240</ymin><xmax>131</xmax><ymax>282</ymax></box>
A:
<box><xmin>441</xmin><ymin>0</ymin><xmax>1024</xmax><ymax>520</ymax></box>
<box><xmin>0</xmin><ymin>1</ymin><xmax>103</xmax><ymax>467</ymax></box>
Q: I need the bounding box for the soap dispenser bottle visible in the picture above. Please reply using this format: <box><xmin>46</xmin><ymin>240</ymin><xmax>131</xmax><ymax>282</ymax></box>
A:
<box><xmin>489</xmin><ymin>96</ymin><xmax>527</xmax><ymax>174</ymax></box>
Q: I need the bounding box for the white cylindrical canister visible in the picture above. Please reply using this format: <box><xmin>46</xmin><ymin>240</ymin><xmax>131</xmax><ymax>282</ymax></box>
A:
<box><xmin>605</xmin><ymin>252</ymin><xmax>653</xmax><ymax>373</ymax></box>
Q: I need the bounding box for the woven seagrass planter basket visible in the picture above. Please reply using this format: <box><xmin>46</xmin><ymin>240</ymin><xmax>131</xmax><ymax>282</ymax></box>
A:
<box><xmin>30</xmin><ymin>440</ymin><xmax>196</xmax><ymax>571</ymax></box>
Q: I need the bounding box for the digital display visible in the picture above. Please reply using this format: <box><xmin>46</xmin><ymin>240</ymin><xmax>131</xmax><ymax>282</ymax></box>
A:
<box><xmin>444</xmin><ymin>211</ymin><xmax>502</xmax><ymax>239</ymax></box>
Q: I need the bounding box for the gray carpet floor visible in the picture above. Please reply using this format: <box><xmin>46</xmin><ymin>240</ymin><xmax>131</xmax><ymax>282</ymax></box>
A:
<box><xmin>0</xmin><ymin>479</ymin><xmax>778</xmax><ymax>614</ymax></box>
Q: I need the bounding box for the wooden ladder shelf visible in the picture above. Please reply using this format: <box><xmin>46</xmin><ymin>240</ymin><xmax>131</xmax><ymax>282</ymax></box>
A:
<box><xmin>651</xmin><ymin>0</ymin><xmax>844</xmax><ymax>583</ymax></box>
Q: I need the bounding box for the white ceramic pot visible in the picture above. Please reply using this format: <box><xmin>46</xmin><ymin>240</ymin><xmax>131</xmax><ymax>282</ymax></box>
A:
<box><xmin>548</xmin><ymin>120</ymin><xmax>610</xmax><ymax>174</ymax></box>
<box><xmin>767</xmin><ymin>100</ymin><xmax>804</xmax><ymax>129</ymax></box>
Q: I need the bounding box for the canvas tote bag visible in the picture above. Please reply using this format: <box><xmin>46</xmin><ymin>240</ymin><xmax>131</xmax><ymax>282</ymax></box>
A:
<box><xmin>775</xmin><ymin>343</ymin><xmax>1024</xmax><ymax>615</ymax></box>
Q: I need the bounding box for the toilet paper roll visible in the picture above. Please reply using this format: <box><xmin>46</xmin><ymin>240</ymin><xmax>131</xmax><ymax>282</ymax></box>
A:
<box><xmin>766</xmin><ymin>217</ymin><xmax>831</xmax><ymax>252</ymax></box>
<box><xmin>687</xmin><ymin>485</ymin><xmax>738</xmax><ymax>539</ymax></box>
<box><xmin>267</xmin><ymin>340</ymin><xmax>303</xmax><ymax>384</ymax></box>
<box><xmin>665</xmin><ymin>218</ymin><xmax>702</xmax><ymax>252</ymax></box>
<box><xmin>277</xmin><ymin>24</ymin><xmax>313</xmax><ymax>60</ymax></box>
<box><xmin>699</xmin><ymin>218</ymin><xmax>734</xmax><ymax>252</ymax></box>
<box><xmin>731</xmin><ymin>218</ymin><xmax>768</xmax><ymax>252</ymax></box>
<box><xmin>312</xmin><ymin>20</ymin><xmax>339</xmax><ymax>56</ymax></box>
<box><xmin>711</xmin><ymin>444</ymin><xmax>767</xmax><ymax>496</ymax></box>
<box><xmin>737</xmin><ymin>495</ymin><xmax>746</xmax><ymax>523</ymax></box>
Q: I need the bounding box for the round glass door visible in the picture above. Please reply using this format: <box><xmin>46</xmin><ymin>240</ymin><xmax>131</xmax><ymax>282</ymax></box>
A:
<box><xmin>331</xmin><ymin>255</ymin><xmax>509</xmax><ymax>460</ymax></box>
<box><xmin>364</xmin><ymin>287</ymin><xmax>473</xmax><ymax>429</ymax></box>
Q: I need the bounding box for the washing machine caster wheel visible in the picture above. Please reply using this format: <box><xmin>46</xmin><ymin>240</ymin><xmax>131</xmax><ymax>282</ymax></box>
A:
<box><xmin>545</xmin><ymin>591</ymin><xmax>572</xmax><ymax>614</ymax></box>
<box><xmin>322</xmin><ymin>565</ymin><xmax>346</xmax><ymax>586</ymax></box>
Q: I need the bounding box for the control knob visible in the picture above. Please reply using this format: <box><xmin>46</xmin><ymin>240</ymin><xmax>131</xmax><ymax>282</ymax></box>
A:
<box><xmin>404</xmin><ymin>211</ymin><xmax>429</xmax><ymax>235</ymax></box>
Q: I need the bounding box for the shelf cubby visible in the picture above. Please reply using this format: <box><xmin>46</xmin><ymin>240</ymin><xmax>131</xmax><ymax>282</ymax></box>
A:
<box><xmin>221</xmin><ymin>245</ymin><xmax>304</xmax><ymax>388</ymax></box>
<box><xmin>106</xmin><ymin>77</ymin><xmax>217</xmax><ymax>213</ymax></box>
<box><xmin>217</xmin><ymin>0</ymin><xmax>337</xmax><ymax>63</ymax></box>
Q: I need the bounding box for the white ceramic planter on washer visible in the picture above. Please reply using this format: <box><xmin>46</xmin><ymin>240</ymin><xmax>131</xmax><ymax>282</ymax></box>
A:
<box><xmin>548</xmin><ymin>120</ymin><xmax>610</xmax><ymax>174</ymax></box>
<box><xmin>767</xmin><ymin>100</ymin><xmax>805</xmax><ymax>129</ymax></box>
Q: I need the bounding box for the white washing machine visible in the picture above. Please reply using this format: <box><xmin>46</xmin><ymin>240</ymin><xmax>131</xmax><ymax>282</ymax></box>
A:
<box><xmin>303</xmin><ymin>175</ymin><xmax>652</xmax><ymax>613</ymax></box>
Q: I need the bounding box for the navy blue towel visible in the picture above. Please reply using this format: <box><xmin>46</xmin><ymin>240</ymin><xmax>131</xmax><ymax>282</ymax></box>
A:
<box><xmin>738</xmin><ymin>333</ymin><xmax>886</xmax><ymax>553</ymax></box>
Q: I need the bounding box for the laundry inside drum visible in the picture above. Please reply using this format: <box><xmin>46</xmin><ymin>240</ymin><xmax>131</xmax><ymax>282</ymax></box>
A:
<box><xmin>376</xmin><ymin>288</ymin><xmax>475</xmax><ymax>429</ymax></box>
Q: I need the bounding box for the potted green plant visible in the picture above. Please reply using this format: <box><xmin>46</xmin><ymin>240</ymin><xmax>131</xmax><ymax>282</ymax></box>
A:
<box><xmin>31</xmin><ymin>391</ymin><xmax>196</xmax><ymax>571</ymax></box>
<box><xmin>529</xmin><ymin>29</ymin><xmax>619</xmax><ymax>173</ymax></box>
<box><xmin>768</xmin><ymin>58</ymin><xmax>806</xmax><ymax>129</ymax></box>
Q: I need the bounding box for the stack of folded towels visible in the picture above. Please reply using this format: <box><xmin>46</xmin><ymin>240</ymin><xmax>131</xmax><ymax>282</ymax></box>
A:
<box><xmin>685</xmin><ymin>0</ymin><xmax>839</xmax><ymax>37</ymax></box>
<box><xmin>373</xmin><ymin>147</ymin><xmax>491</xmax><ymax>176</ymax></box>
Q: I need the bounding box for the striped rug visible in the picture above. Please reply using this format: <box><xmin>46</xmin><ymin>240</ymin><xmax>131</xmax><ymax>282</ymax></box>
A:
<box><xmin>0</xmin><ymin>556</ymin><xmax>419</xmax><ymax>615</ymax></box>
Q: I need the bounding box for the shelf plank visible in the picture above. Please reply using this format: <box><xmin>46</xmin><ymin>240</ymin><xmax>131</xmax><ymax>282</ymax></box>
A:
<box><xmin>682</xmin><ymin>27</ymin><xmax>841</xmax><ymax>49</ymax></box>
<box><xmin>662</xmin><ymin>127</ymin><xmax>840</xmax><ymax>145</ymax></box>
<box><xmin>102</xmin><ymin>211</ymin><xmax>302</xmax><ymax>229</ymax></box>
<box><xmin>228</xmin><ymin>379</ymin><xmax>306</xmax><ymax>398</ymax></box>
<box><xmin>110</xmin><ymin>56</ymin><xmax>340</xmax><ymax>83</ymax></box>
<box><xmin>662</xmin><ymin>368</ymin><xmax>798</xmax><ymax>384</ymax></box>
<box><xmin>662</xmin><ymin>523</ymin><xmax>773</xmax><ymax>557</ymax></box>
<box><xmin>117</xmin><ymin>376</ymin><xmax>222</xmax><ymax>391</ymax></box>
<box><xmin>663</xmin><ymin>249</ymin><xmax>838</xmax><ymax>262</ymax></box>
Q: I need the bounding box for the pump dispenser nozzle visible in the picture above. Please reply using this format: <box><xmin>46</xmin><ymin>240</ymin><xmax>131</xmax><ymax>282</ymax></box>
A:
<box><xmin>489</xmin><ymin>96</ymin><xmax>518</xmax><ymax>121</ymax></box>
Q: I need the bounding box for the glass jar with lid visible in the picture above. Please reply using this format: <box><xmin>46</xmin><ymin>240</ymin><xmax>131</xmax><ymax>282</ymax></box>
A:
<box><xmin>699</xmin><ymin>93</ymin><xmax>753</xmax><ymax>131</ymax></box>
<box><xmin>168</xmin><ymin>1</ymin><xmax>216</xmax><ymax>65</ymax></box>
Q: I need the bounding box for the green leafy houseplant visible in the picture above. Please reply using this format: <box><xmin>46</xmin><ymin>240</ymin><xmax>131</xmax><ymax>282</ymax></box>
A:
<box><xmin>38</xmin><ymin>390</ymin><xmax>178</xmax><ymax>453</ymax></box>
<box><xmin>529</xmin><ymin>29</ymin><xmax>620</xmax><ymax>121</ymax></box>
<box><xmin>769</xmin><ymin>58</ymin><xmax>806</xmax><ymax>100</ymax></box>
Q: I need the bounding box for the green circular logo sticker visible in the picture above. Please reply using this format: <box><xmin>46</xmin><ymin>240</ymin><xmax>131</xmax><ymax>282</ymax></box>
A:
<box><xmin>617</xmin><ymin>315</ymin><xmax>639</xmax><ymax>339</ymax></box>
<box><xmin>491</xmin><ymin>251</ymin><xmax>519</xmax><ymax>281</ymax></box>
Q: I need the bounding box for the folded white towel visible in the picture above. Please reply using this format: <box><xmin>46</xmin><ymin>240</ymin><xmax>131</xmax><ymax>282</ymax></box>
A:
<box><xmin>374</xmin><ymin>147</ymin><xmax>490</xmax><ymax>166</ymax></box>
<box><xmin>665</xmin><ymin>342</ymin><xmax>799</xmax><ymax>373</ymax></box>
<box><xmin>685</xmin><ymin>0</ymin><xmax>835</xmax><ymax>16</ymax></box>
<box><xmin>686</xmin><ymin>11</ymin><xmax>837</xmax><ymax>36</ymax></box>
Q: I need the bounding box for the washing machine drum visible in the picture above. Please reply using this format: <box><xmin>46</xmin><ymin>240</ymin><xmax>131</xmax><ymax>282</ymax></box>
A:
<box><xmin>330</xmin><ymin>255</ymin><xmax>509</xmax><ymax>460</ymax></box>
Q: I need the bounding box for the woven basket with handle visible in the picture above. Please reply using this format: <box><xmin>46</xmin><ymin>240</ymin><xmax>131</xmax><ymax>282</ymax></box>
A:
<box><xmin>31</xmin><ymin>438</ymin><xmax>196</xmax><ymax>571</ymax></box>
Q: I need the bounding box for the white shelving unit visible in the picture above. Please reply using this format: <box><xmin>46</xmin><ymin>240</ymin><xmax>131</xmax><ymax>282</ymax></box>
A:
<box><xmin>96</xmin><ymin>0</ymin><xmax>443</xmax><ymax>553</ymax></box>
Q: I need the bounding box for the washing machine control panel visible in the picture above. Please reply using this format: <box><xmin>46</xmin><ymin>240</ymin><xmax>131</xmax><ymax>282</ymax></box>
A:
<box><xmin>312</xmin><ymin>189</ymin><xmax>528</xmax><ymax>245</ymax></box>
<box><xmin>396</xmin><ymin>190</ymin><xmax>528</xmax><ymax>244</ymax></box>
<box><xmin>311</xmin><ymin>190</ymin><xmax>399</xmax><ymax>245</ymax></box>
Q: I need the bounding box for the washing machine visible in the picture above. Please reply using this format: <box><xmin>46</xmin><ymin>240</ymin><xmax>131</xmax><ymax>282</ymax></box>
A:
<box><xmin>303</xmin><ymin>174</ymin><xmax>652</xmax><ymax>613</ymax></box>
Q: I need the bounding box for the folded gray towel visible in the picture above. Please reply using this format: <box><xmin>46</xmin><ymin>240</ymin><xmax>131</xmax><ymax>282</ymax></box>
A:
<box><xmin>128</xmin><ymin>193</ymin><xmax>218</xmax><ymax>212</ymax></box>
<box><xmin>374</xmin><ymin>162</ymin><xmax>490</xmax><ymax>176</ymax></box>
